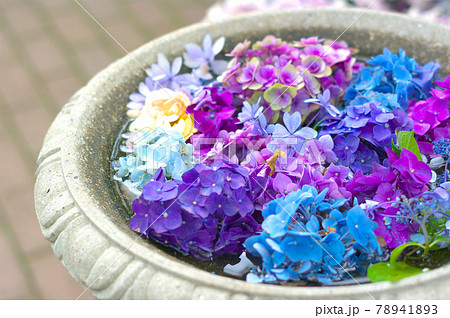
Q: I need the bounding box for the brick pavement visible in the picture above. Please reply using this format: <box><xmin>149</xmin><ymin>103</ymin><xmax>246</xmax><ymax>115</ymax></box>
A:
<box><xmin>0</xmin><ymin>0</ymin><xmax>214</xmax><ymax>299</ymax></box>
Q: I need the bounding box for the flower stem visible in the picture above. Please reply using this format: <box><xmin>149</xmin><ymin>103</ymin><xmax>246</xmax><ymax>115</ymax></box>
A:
<box><xmin>306</xmin><ymin>108</ymin><xmax>322</xmax><ymax>128</ymax></box>
<box><xmin>313</xmin><ymin>119</ymin><xmax>325</xmax><ymax>130</ymax></box>
<box><xmin>445</xmin><ymin>158</ymin><xmax>450</xmax><ymax>182</ymax></box>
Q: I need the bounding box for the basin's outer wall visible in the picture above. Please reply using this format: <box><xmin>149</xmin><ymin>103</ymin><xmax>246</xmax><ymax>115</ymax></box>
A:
<box><xmin>35</xmin><ymin>9</ymin><xmax>450</xmax><ymax>299</ymax></box>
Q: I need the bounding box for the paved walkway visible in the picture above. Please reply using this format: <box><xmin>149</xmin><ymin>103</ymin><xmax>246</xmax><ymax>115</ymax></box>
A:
<box><xmin>0</xmin><ymin>0</ymin><xmax>214</xmax><ymax>299</ymax></box>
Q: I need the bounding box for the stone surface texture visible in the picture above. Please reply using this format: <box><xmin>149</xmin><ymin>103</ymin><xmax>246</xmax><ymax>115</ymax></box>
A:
<box><xmin>35</xmin><ymin>9</ymin><xmax>450</xmax><ymax>299</ymax></box>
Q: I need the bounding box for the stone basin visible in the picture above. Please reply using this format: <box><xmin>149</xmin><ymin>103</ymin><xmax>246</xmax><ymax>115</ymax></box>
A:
<box><xmin>34</xmin><ymin>8</ymin><xmax>450</xmax><ymax>299</ymax></box>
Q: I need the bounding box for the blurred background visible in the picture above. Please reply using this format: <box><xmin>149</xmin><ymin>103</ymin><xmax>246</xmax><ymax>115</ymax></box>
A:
<box><xmin>0</xmin><ymin>0</ymin><xmax>447</xmax><ymax>300</ymax></box>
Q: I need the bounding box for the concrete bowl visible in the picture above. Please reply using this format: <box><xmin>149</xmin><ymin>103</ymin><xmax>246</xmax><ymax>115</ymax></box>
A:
<box><xmin>35</xmin><ymin>8</ymin><xmax>450</xmax><ymax>299</ymax></box>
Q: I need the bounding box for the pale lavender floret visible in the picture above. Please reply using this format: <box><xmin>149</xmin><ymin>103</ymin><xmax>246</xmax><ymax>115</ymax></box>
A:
<box><xmin>237</xmin><ymin>98</ymin><xmax>263</xmax><ymax>124</ymax></box>
<box><xmin>126</xmin><ymin>77</ymin><xmax>156</xmax><ymax>111</ymax></box>
<box><xmin>316</xmin><ymin>134</ymin><xmax>337</xmax><ymax>163</ymax></box>
<box><xmin>270</xmin><ymin>112</ymin><xmax>318</xmax><ymax>152</ymax></box>
<box><xmin>183</xmin><ymin>34</ymin><xmax>228</xmax><ymax>80</ymax></box>
<box><xmin>149</xmin><ymin>53</ymin><xmax>188</xmax><ymax>90</ymax></box>
<box><xmin>300</xmin><ymin>134</ymin><xmax>337</xmax><ymax>164</ymax></box>
<box><xmin>252</xmin><ymin>112</ymin><xmax>273</xmax><ymax>137</ymax></box>
<box><xmin>304</xmin><ymin>89</ymin><xmax>341</xmax><ymax>117</ymax></box>
<box><xmin>175</xmin><ymin>71</ymin><xmax>204</xmax><ymax>95</ymax></box>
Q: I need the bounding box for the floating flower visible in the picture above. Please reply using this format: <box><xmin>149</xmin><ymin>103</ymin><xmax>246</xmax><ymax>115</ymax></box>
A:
<box><xmin>237</xmin><ymin>98</ymin><xmax>263</xmax><ymax>124</ymax></box>
<box><xmin>276</xmin><ymin>64</ymin><xmax>304</xmax><ymax>89</ymax></box>
<box><xmin>301</xmin><ymin>55</ymin><xmax>332</xmax><ymax>78</ymax></box>
<box><xmin>128</xmin><ymin>160</ymin><xmax>262</xmax><ymax>260</ymax></box>
<box><xmin>115</xmin><ymin>34</ymin><xmax>450</xmax><ymax>286</ymax></box>
<box><xmin>263</xmin><ymin>83</ymin><xmax>297</xmax><ymax>112</ymax></box>
<box><xmin>186</xmin><ymin>90</ymin><xmax>237</xmax><ymax>143</ymax></box>
<box><xmin>128</xmin><ymin>89</ymin><xmax>196</xmax><ymax>140</ymax></box>
<box><xmin>391</xmin><ymin>149</ymin><xmax>432</xmax><ymax>185</ymax></box>
<box><xmin>270</xmin><ymin>112</ymin><xmax>318</xmax><ymax>152</ymax></box>
<box><xmin>126</xmin><ymin>77</ymin><xmax>156</xmax><ymax>112</ymax></box>
<box><xmin>244</xmin><ymin>186</ymin><xmax>381</xmax><ymax>285</ymax></box>
<box><xmin>347</xmin><ymin>204</ymin><xmax>381</xmax><ymax>254</ymax></box>
<box><xmin>332</xmin><ymin>134</ymin><xmax>359</xmax><ymax>166</ymax></box>
<box><xmin>113</xmin><ymin>128</ymin><xmax>194</xmax><ymax>195</ymax></box>
<box><xmin>346</xmin><ymin>48</ymin><xmax>440</xmax><ymax>110</ymax></box>
<box><xmin>304</xmin><ymin>89</ymin><xmax>341</xmax><ymax>117</ymax></box>
<box><xmin>183</xmin><ymin>34</ymin><xmax>228</xmax><ymax>80</ymax></box>
<box><xmin>149</xmin><ymin>53</ymin><xmax>191</xmax><ymax>90</ymax></box>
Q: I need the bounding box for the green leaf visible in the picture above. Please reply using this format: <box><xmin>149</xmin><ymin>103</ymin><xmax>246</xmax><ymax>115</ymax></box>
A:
<box><xmin>431</xmin><ymin>236</ymin><xmax>450</xmax><ymax>246</ymax></box>
<box><xmin>397</xmin><ymin>130</ymin><xmax>422</xmax><ymax>161</ymax></box>
<box><xmin>368</xmin><ymin>262</ymin><xmax>423</xmax><ymax>283</ymax></box>
<box><xmin>391</xmin><ymin>139</ymin><xmax>401</xmax><ymax>155</ymax></box>
<box><xmin>424</xmin><ymin>218</ymin><xmax>448</xmax><ymax>239</ymax></box>
<box><xmin>248</xmin><ymin>91</ymin><xmax>263</xmax><ymax>105</ymax></box>
<box><xmin>390</xmin><ymin>242</ymin><xmax>424</xmax><ymax>266</ymax></box>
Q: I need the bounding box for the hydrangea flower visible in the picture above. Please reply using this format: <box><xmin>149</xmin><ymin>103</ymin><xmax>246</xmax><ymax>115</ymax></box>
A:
<box><xmin>373</xmin><ymin>207</ymin><xmax>411</xmax><ymax>249</ymax></box>
<box><xmin>219</xmin><ymin>35</ymin><xmax>358</xmax><ymax>124</ymax></box>
<box><xmin>183</xmin><ymin>34</ymin><xmax>228</xmax><ymax>80</ymax></box>
<box><xmin>301</xmin><ymin>55</ymin><xmax>332</xmax><ymax>78</ymax></box>
<box><xmin>113</xmin><ymin>128</ymin><xmax>194</xmax><ymax>195</ymax></box>
<box><xmin>346</xmin><ymin>48</ymin><xmax>440</xmax><ymax>110</ymax></box>
<box><xmin>244</xmin><ymin>185</ymin><xmax>381</xmax><ymax>285</ymax></box>
<box><xmin>117</xmin><ymin>34</ymin><xmax>450</xmax><ymax>286</ymax></box>
<box><xmin>264</xmin><ymin>84</ymin><xmax>298</xmax><ymax>112</ymax></box>
<box><xmin>299</xmin><ymin>134</ymin><xmax>337</xmax><ymax>168</ymax></box>
<box><xmin>236</xmin><ymin>57</ymin><xmax>266</xmax><ymax>90</ymax></box>
<box><xmin>366</xmin><ymin>189</ymin><xmax>450</xmax><ymax>249</ymax></box>
<box><xmin>346</xmin><ymin>148</ymin><xmax>431</xmax><ymax>203</ymax></box>
<box><xmin>143</xmin><ymin>181</ymin><xmax>178</xmax><ymax>202</ymax></box>
<box><xmin>350</xmin><ymin>144</ymin><xmax>380</xmax><ymax>174</ymax></box>
<box><xmin>126</xmin><ymin>77</ymin><xmax>156</xmax><ymax>112</ymax></box>
<box><xmin>269</xmin><ymin>112</ymin><xmax>318</xmax><ymax>152</ymax></box>
<box><xmin>321</xmin><ymin>101</ymin><xmax>414</xmax><ymax>148</ymax></box>
<box><xmin>333</xmin><ymin>135</ymin><xmax>359</xmax><ymax>166</ymax></box>
<box><xmin>237</xmin><ymin>98</ymin><xmax>263</xmax><ymax>124</ymax></box>
<box><xmin>149</xmin><ymin>54</ymin><xmax>192</xmax><ymax>90</ymax></box>
<box><xmin>128</xmin><ymin>89</ymin><xmax>196</xmax><ymax>140</ymax></box>
<box><xmin>347</xmin><ymin>204</ymin><xmax>381</xmax><ymax>254</ymax></box>
<box><xmin>304</xmin><ymin>89</ymin><xmax>341</xmax><ymax>117</ymax></box>
<box><xmin>129</xmin><ymin>160</ymin><xmax>264</xmax><ymax>260</ymax></box>
<box><xmin>186</xmin><ymin>86</ymin><xmax>237</xmax><ymax>138</ymax></box>
<box><xmin>407</xmin><ymin>76</ymin><xmax>450</xmax><ymax>149</ymax></box>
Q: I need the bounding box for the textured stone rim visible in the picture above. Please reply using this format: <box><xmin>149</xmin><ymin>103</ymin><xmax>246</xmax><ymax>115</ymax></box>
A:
<box><xmin>35</xmin><ymin>8</ymin><xmax>450</xmax><ymax>299</ymax></box>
